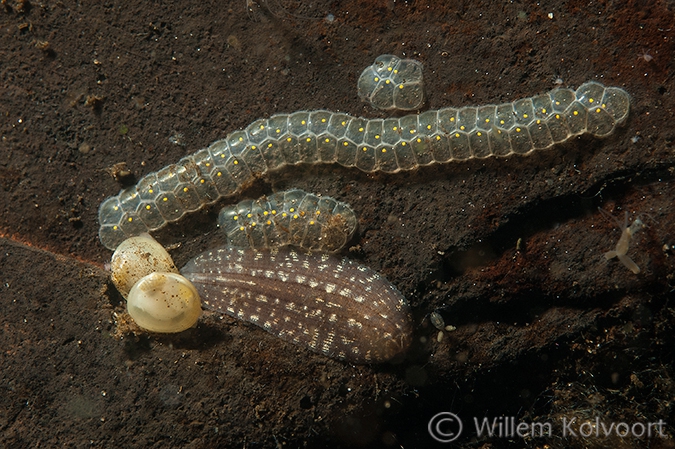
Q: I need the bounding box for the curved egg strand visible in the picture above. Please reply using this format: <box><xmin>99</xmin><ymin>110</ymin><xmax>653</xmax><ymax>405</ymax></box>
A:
<box><xmin>181</xmin><ymin>246</ymin><xmax>412</xmax><ymax>363</ymax></box>
<box><xmin>98</xmin><ymin>72</ymin><xmax>631</xmax><ymax>250</ymax></box>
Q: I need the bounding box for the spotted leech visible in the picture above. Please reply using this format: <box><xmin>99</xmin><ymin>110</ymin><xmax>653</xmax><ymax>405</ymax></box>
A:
<box><xmin>181</xmin><ymin>246</ymin><xmax>412</xmax><ymax>363</ymax></box>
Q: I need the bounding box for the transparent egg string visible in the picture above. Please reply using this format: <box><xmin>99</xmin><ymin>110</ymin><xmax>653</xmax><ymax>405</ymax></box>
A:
<box><xmin>218</xmin><ymin>189</ymin><xmax>358</xmax><ymax>253</ymax></box>
<box><xmin>98</xmin><ymin>55</ymin><xmax>631</xmax><ymax>251</ymax></box>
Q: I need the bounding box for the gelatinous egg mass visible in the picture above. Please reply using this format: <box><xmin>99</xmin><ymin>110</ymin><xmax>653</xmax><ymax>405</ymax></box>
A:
<box><xmin>358</xmin><ymin>54</ymin><xmax>425</xmax><ymax>110</ymax></box>
<box><xmin>127</xmin><ymin>272</ymin><xmax>202</xmax><ymax>333</ymax></box>
<box><xmin>98</xmin><ymin>76</ymin><xmax>630</xmax><ymax>250</ymax></box>
<box><xmin>181</xmin><ymin>246</ymin><xmax>413</xmax><ymax>363</ymax></box>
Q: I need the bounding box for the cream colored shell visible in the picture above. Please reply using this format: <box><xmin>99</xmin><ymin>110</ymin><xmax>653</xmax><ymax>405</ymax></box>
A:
<box><xmin>127</xmin><ymin>272</ymin><xmax>201</xmax><ymax>333</ymax></box>
<box><xmin>109</xmin><ymin>234</ymin><xmax>201</xmax><ymax>333</ymax></box>
<box><xmin>110</xmin><ymin>234</ymin><xmax>178</xmax><ymax>298</ymax></box>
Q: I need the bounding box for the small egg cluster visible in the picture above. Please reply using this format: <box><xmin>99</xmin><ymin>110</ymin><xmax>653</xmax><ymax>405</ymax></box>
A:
<box><xmin>357</xmin><ymin>54</ymin><xmax>425</xmax><ymax>110</ymax></box>
<box><xmin>218</xmin><ymin>189</ymin><xmax>358</xmax><ymax>252</ymax></box>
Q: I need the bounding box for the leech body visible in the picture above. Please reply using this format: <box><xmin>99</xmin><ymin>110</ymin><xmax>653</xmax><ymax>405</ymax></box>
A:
<box><xmin>181</xmin><ymin>246</ymin><xmax>412</xmax><ymax>363</ymax></box>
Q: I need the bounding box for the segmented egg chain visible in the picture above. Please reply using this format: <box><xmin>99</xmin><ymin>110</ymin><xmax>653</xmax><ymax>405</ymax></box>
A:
<box><xmin>98</xmin><ymin>81</ymin><xmax>630</xmax><ymax>250</ymax></box>
<box><xmin>357</xmin><ymin>54</ymin><xmax>425</xmax><ymax>110</ymax></box>
<box><xmin>181</xmin><ymin>246</ymin><xmax>413</xmax><ymax>363</ymax></box>
<box><xmin>218</xmin><ymin>189</ymin><xmax>358</xmax><ymax>253</ymax></box>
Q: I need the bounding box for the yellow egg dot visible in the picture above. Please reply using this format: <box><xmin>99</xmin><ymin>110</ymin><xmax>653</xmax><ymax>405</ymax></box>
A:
<box><xmin>477</xmin><ymin>132</ymin><xmax>482</xmax><ymax>137</ymax></box>
<box><xmin>358</xmin><ymin>127</ymin><xmax>364</xmax><ymax>132</ymax></box>
<box><xmin>146</xmin><ymin>205</ymin><xmax>151</xmax><ymax>210</ymax></box>
<box><xmin>385</xmin><ymin>80</ymin><xmax>391</xmax><ymax>84</ymax></box>
<box><xmin>239</xmin><ymin>137</ymin><xmax>243</xmax><ymax>141</ymax></box>
<box><xmin>251</xmin><ymin>222</ymin><xmax>256</xmax><ymax>227</ymax></box>
<box><xmin>516</xmin><ymin>128</ymin><xmax>521</xmax><ymax>132</ymax></box>
<box><xmin>322</xmin><ymin>118</ymin><xmax>327</xmax><ymax>123</ymax></box>
<box><xmin>263</xmin><ymin>211</ymin><xmax>269</xmax><ymax>216</ymax></box>
<box><xmin>393</xmin><ymin>126</ymin><xmax>398</xmax><ymax>131</ymax></box>
<box><xmin>271</xmin><ymin>210</ymin><xmax>277</xmax><ymax>214</ymax></box>
<box><xmin>573</xmin><ymin>110</ymin><xmax>579</xmax><ymax>116</ymax></box>
<box><xmin>114</xmin><ymin>206</ymin><xmax>120</xmax><ymax>211</ymax></box>
<box><xmin>523</xmin><ymin>113</ymin><xmax>528</xmax><ymax>118</ymax></box>
<box><xmin>427</xmin><ymin>125</ymin><xmax>431</xmax><ymax>129</ymax></box>
<box><xmin>128</xmin><ymin>217</ymin><xmax>133</xmax><ymax>222</ymax></box>
<box><xmin>239</xmin><ymin>226</ymin><xmax>245</xmax><ymax>231</ymax></box>
<box><xmin>500</xmin><ymin>120</ymin><xmax>505</xmax><ymax>125</ymax></box>
<box><xmin>206</xmin><ymin>163</ymin><xmax>211</xmax><ymax>167</ymax></box>
<box><xmin>436</xmin><ymin>136</ymin><xmax>441</xmax><ymax>140</ymax></box>
<box><xmin>589</xmin><ymin>98</ymin><xmax>594</xmax><ymax>103</ymax></box>
<box><xmin>247</xmin><ymin>213</ymin><xmax>252</xmax><ymax>218</ymax></box>
<box><xmin>315</xmin><ymin>210</ymin><xmax>321</xmax><ymax>215</ymax></box>
<box><xmin>341</xmin><ymin>121</ymin><xmax>346</xmax><ymax>126</ymax></box>
<box><xmin>460</xmin><ymin>125</ymin><xmax>465</xmax><ymax>131</ymax></box>
<box><xmin>542</xmin><ymin>108</ymin><xmax>547</xmax><ymax>114</ymax></box>
<box><xmin>276</xmin><ymin>129</ymin><xmax>281</xmax><ymax>133</ymax></box>
<box><xmin>374</xmin><ymin>77</ymin><xmax>379</xmax><ymax>82</ymax></box>
<box><xmin>217</xmin><ymin>172</ymin><xmax>222</xmax><ymax>177</ymax></box>
<box><xmin>234</xmin><ymin>160</ymin><xmax>239</xmax><ymax>165</ymax></box>
<box><xmin>251</xmin><ymin>145</ymin><xmax>257</xmax><ymax>150</ymax></box>
<box><xmin>266</xmin><ymin>220</ymin><xmax>272</xmax><ymax>225</ymax></box>
<box><xmin>417</xmin><ymin>138</ymin><xmax>421</xmax><ymax>143</ymax></box>
<box><xmin>233</xmin><ymin>216</ymin><xmax>239</xmax><ymax>220</ymax></box>
<box><xmin>113</xmin><ymin>225</ymin><xmax>118</xmax><ymax>230</ymax></box>
<box><xmin>450</xmin><ymin>117</ymin><xmax>455</xmax><ymax>122</ymax></box>
<box><xmin>375</xmin><ymin>135</ymin><xmax>380</xmax><ymax>139</ymax></box>
<box><xmin>259</xmin><ymin>125</ymin><xmax>264</xmax><ymax>130</ymax></box>
<box><xmin>398</xmin><ymin>84</ymin><xmax>404</xmax><ymax>89</ymax></box>
<box><xmin>301</xmin><ymin>120</ymin><xmax>306</xmax><ymax>125</ymax></box>
<box><xmin>183</xmin><ymin>187</ymin><xmax>188</xmax><ymax>192</ymax></box>
<box><xmin>306</xmin><ymin>137</ymin><xmax>311</xmax><ymax>142</ymax></box>
<box><xmin>382</xmin><ymin>148</ymin><xmax>387</xmax><ymax>153</ymax></box>
<box><xmin>200</xmin><ymin>179</ymin><xmax>205</xmax><ymax>184</ymax></box>
<box><xmin>596</xmin><ymin>108</ymin><xmax>601</xmax><ymax>113</ymax></box>
<box><xmin>289</xmin><ymin>208</ymin><xmax>295</xmax><ymax>212</ymax></box>
<box><xmin>401</xmin><ymin>142</ymin><xmax>406</xmax><ymax>146</ymax></box>
<box><xmin>343</xmin><ymin>142</ymin><xmax>349</xmax><ymax>146</ymax></box>
<box><xmin>163</xmin><ymin>197</ymin><xmax>168</xmax><ymax>202</ymax></box>
<box><xmin>362</xmin><ymin>147</ymin><xmax>367</xmax><ymax>152</ymax></box>
<box><xmin>455</xmin><ymin>133</ymin><xmax>460</xmax><ymax>138</ymax></box>
<box><xmin>293</xmin><ymin>214</ymin><xmax>298</xmax><ymax>219</ymax></box>
<box><xmin>387</xmin><ymin>67</ymin><xmax>393</xmax><ymax>72</ymax></box>
<box><xmin>309</xmin><ymin>221</ymin><xmax>315</xmax><ymax>225</ymax></box>
<box><xmin>325</xmin><ymin>138</ymin><xmax>330</xmax><ymax>143</ymax></box>
<box><xmin>287</xmin><ymin>137</ymin><xmax>292</xmax><ymax>142</ymax></box>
